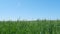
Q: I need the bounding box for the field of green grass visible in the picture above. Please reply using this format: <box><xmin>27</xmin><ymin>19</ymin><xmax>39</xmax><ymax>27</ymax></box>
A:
<box><xmin>0</xmin><ymin>20</ymin><xmax>60</xmax><ymax>34</ymax></box>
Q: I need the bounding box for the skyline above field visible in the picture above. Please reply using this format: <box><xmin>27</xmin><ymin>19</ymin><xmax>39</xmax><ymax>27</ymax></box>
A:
<box><xmin>0</xmin><ymin>0</ymin><xmax>60</xmax><ymax>20</ymax></box>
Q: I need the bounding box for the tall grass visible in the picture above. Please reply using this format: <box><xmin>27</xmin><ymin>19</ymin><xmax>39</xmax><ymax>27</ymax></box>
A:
<box><xmin>0</xmin><ymin>20</ymin><xmax>60</xmax><ymax>34</ymax></box>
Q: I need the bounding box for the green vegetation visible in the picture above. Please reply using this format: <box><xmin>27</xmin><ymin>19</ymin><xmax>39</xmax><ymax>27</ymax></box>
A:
<box><xmin>0</xmin><ymin>20</ymin><xmax>60</xmax><ymax>34</ymax></box>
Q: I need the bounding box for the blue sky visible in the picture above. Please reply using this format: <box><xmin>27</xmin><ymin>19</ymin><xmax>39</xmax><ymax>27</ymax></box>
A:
<box><xmin>0</xmin><ymin>0</ymin><xmax>60</xmax><ymax>20</ymax></box>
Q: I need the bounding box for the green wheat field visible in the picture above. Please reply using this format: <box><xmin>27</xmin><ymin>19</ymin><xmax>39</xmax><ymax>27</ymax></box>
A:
<box><xmin>0</xmin><ymin>20</ymin><xmax>60</xmax><ymax>34</ymax></box>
